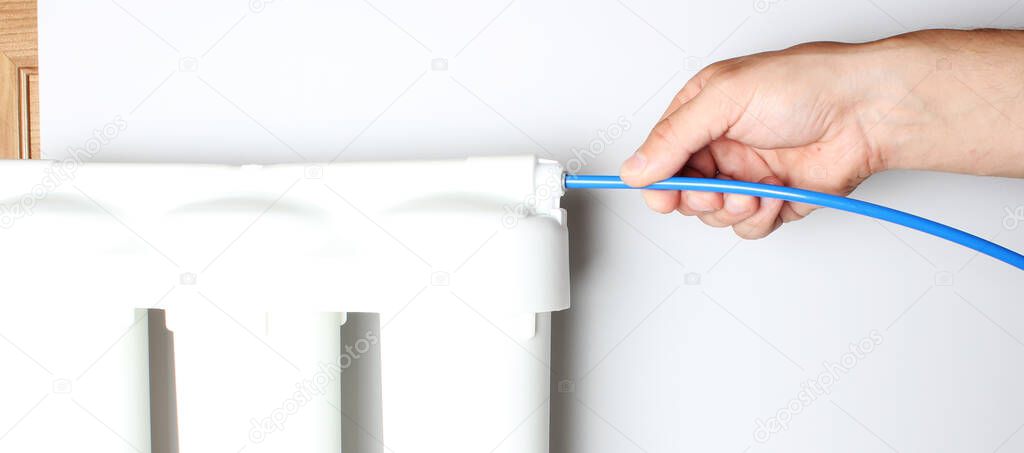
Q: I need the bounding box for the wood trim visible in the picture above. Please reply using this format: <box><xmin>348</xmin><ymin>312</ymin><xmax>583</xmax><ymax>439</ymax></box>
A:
<box><xmin>0</xmin><ymin>53</ymin><xmax>17</xmax><ymax>158</ymax></box>
<box><xmin>0</xmin><ymin>0</ymin><xmax>37</xmax><ymax>160</ymax></box>
<box><xmin>18</xmin><ymin>66</ymin><xmax>36</xmax><ymax>158</ymax></box>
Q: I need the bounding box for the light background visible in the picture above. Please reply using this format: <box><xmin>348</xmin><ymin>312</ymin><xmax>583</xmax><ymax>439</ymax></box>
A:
<box><xmin>38</xmin><ymin>0</ymin><xmax>1024</xmax><ymax>451</ymax></box>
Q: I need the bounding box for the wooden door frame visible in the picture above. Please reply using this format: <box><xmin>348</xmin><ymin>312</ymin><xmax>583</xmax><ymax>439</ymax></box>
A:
<box><xmin>1</xmin><ymin>0</ymin><xmax>39</xmax><ymax>159</ymax></box>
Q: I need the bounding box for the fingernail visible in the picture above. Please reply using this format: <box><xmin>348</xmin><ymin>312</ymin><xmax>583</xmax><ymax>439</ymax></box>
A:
<box><xmin>725</xmin><ymin>196</ymin><xmax>747</xmax><ymax>214</ymax></box>
<box><xmin>622</xmin><ymin>152</ymin><xmax>647</xmax><ymax>175</ymax></box>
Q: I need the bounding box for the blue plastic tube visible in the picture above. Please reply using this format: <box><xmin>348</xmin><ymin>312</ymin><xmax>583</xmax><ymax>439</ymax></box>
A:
<box><xmin>563</xmin><ymin>174</ymin><xmax>1024</xmax><ymax>270</ymax></box>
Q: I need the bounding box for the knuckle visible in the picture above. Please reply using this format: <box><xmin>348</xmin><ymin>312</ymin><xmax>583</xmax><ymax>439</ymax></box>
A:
<box><xmin>704</xmin><ymin>65</ymin><xmax>747</xmax><ymax>96</ymax></box>
<box><xmin>698</xmin><ymin>213</ymin><xmax>730</xmax><ymax>228</ymax></box>
<box><xmin>695</xmin><ymin>58</ymin><xmax>734</xmax><ymax>81</ymax></box>
<box><xmin>675</xmin><ymin>206</ymin><xmax>697</xmax><ymax>216</ymax></box>
<box><xmin>648</xmin><ymin>119</ymin><xmax>679</xmax><ymax>150</ymax></box>
<box><xmin>733</xmin><ymin>225</ymin><xmax>767</xmax><ymax>240</ymax></box>
<box><xmin>672</xmin><ymin>87</ymin><xmax>694</xmax><ymax>106</ymax></box>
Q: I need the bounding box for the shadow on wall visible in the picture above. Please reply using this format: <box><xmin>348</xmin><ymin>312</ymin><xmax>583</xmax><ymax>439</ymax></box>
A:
<box><xmin>148</xmin><ymin>309</ymin><xmax>179</xmax><ymax>453</ymax></box>
<box><xmin>551</xmin><ymin>189</ymin><xmax>601</xmax><ymax>453</ymax></box>
<box><xmin>340</xmin><ymin>313</ymin><xmax>385</xmax><ymax>453</ymax></box>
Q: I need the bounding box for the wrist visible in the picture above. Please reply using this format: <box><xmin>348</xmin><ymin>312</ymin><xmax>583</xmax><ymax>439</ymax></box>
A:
<box><xmin>858</xmin><ymin>30</ymin><xmax>1024</xmax><ymax>176</ymax></box>
<box><xmin>846</xmin><ymin>33</ymin><xmax>939</xmax><ymax>174</ymax></box>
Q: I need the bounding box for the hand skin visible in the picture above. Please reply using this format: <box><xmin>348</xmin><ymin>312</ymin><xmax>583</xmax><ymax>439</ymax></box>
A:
<box><xmin>620</xmin><ymin>29</ymin><xmax>1024</xmax><ymax>239</ymax></box>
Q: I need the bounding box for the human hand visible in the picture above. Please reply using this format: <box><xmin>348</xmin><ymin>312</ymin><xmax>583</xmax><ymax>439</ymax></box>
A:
<box><xmin>620</xmin><ymin>30</ymin><xmax>1024</xmax><ymax>239</ymax></box>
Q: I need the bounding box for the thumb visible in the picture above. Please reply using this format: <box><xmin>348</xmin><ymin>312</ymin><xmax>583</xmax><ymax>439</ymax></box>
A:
<box><xmin>620</xmin><ymin>85</ymin><xmax>740</xmax><ymax>187</ymax></box>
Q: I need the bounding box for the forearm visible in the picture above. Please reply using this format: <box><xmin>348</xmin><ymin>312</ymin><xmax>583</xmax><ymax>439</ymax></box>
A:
<box><xmin>859</xmin><ymin>29</ymin><xmax>1024</xmax><ymax>177</ymax></box>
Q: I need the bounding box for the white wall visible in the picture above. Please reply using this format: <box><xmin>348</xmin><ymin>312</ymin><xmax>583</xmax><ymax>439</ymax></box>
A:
<box><xmin>39</xmin><ymin>0</ymin><xmax>1024</xmax><ymax>451</ymax></box>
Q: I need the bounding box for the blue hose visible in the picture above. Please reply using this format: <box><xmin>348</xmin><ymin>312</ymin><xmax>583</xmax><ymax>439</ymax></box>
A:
<box><xmin>563</xmin><ymin>174</ymin><xmax>1024</xmax><ymax>270</ymax></box>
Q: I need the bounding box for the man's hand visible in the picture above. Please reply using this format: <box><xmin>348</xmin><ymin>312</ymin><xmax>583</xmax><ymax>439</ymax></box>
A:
<box><xmin>621</xmin><ymin>29</ymin><xmax>1024</xmax><ymax>239</ymax></box>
